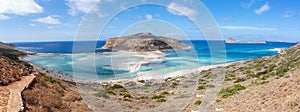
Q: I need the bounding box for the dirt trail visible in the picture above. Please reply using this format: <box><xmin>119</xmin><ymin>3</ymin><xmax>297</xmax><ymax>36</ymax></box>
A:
<box><xmin>0</xmin><ymin>74</ymin><xmax>36</xmax><ymax>112</ymax></box>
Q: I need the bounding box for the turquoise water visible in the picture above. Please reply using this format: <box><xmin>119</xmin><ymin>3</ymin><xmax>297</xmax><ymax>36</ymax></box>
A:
<box><xmin>13</xmin><ymin>41</ymin><xmax>296</xmax><ymax>79</ymax></box>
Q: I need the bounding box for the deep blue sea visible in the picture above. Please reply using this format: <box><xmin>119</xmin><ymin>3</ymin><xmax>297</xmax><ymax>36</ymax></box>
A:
<box><xmin>12</xmin><ymin>41</ymin><xmax>296</xmax><ymax>79</ymax></box>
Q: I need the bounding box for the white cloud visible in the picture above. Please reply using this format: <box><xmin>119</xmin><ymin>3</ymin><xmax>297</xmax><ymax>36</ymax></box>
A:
<box><xmin>241</xmin><ymin>0</ymin><xmax>255</xmax><ymax>8</ymax></box>
<box><xmin>0</xmin><ymin>0</ymin><xmax>43</xmax><ymax>19</ymax></box>
<box><xmin>282</xmin><ymin>11</ymin><xmax>294</xmax><ymax>18</ymax></box>
<box><xmin>222</xmin><ymin>17</ymin><xmax>231</xmax><ymax>21</ymax></box>
<box><xmin>255</xmin><ymin>2</ymin><xmax>271</xmax><ymax>14</ymax></box>
<box><xmin>34</xmin><ymin>16</ymin><xmax>61</xmax><ymax>24</ymax></box>
<box><xmin>66</xmin><ymin>0</ymin><xmax>101</xmax><ymax>16</ymax></box>
<box><xmin>220</xmin><ymin>26</ymin><xmax>274</xmax><ymax>31</ymax></box>
<box><xmin>30</xmin><ymin>23</ymin><xmax>36</xmax><ymax>27</ymax></box>
<box><xmin>167</xmin><ymin>2</ymin><xmax>196</xmax><ymax>20</ymax></box>
<box><xmin>145</xmin><ymin>14</ymin><xmax>153</xmax><ymax>20</ymax></box>
<box><xmin>0</xmin><ymin>14</ymin><xmax>9</xmax><ymax>20</ymax></box>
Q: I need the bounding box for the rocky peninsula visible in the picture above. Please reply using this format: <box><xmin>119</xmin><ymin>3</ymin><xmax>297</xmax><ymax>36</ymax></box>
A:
<box><xmin>101</xmin><ymin>33</ymin><xmax>191</xmax><ymax>52</ymax></box>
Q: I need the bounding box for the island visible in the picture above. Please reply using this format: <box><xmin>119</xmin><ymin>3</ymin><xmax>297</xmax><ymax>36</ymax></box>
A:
<box><xmin>226</xmin><ymin>38</ymin><xmax>266</xmax><ymax>44</ymax></box>
<box><xmin>101</xmin><ymin>33</ymin><xmax>191</xmax><ymax>51</ymax></box>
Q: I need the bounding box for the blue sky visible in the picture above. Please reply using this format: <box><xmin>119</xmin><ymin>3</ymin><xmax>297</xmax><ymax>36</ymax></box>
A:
<box><xmin>0</xmin><ymin>0</ymin><xmax>300</xmax><ymax>42</ymax></box>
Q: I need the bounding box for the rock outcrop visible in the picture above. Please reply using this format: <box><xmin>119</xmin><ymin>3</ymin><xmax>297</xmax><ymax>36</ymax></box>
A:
<box><xmin>101</xmin><ymin>33</ymin><xmax>191</xmax><ymax>52</ymax></box>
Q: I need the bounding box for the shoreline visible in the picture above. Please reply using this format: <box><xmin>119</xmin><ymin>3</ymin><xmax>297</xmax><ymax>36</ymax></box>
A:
<box><xmin>20</xmin><ymin>55</ymin><xmax>239</xmax><ymax>84</ymax></box>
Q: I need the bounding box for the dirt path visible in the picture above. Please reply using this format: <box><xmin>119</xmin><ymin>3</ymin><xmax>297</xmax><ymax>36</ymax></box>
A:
<box><xmin>0</xmin><ymin>74</ymin><xmax>36</xmax><ymax>112</ymax></box>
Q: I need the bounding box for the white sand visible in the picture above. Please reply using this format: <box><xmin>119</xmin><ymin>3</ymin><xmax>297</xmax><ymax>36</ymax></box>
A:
<box><xmin>109</xmin><ymin>51</ymin><xmax>167</xmax><ymax>72</ymax></box>
<box><xmin>135</xmin><ymin>62</ymin><xmax>233</xmax><ymax>81</ymax></box>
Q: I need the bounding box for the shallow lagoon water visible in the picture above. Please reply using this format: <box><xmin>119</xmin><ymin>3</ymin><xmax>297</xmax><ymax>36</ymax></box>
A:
<box><xmin>14</xmin><ymin>41</ymin><xmax>296</xmax><ymax>80</ymax></box>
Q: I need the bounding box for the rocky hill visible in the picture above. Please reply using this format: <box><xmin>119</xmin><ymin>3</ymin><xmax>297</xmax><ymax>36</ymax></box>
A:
<box><xmin>0</xmin><ymin>42</ymin><xmax>31</xmax><ymax>85</ymax></box>
<box><xmin>101</xmin><ymin>33</ymin><xmax>191</xmax><ymax>52</ymax></box>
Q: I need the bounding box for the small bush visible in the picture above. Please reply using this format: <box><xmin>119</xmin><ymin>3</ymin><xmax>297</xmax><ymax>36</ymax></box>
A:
<box><xmin>161</xmin><ymin>91</ymin><xmax>169</xmax><ymax>95</ymax></box>
<box><xmin>234</xmin><ymin>78</ymin><xmax>246</xmax><ymax>83</ymax></box>
<box><xmin>152</xmin><ymin>95</ymin><xmax>165</xmax><ymax>99</ymax></box>
<box><xmin>138</xmin><ymin>80</ymin><xmax>145</xmax><ymax>83</ymax></box>
<box><xmin>197</xmin><ymin>85</ymin><xmax>206</xmax><ymax>90</ymax></box>
<box><xmin>194</xmin><ymin>100</ymin><xmax>202</xmax><ymax>105</ymax></box>
<box><xmin>41</xmin><ymin>73</ymin><xmax>66</xmax><ymax>90</ymax></box>
<box><xmin>106</xmin><ymin>90</ymin><xmax>116</xmax><ymax>95</ymax></box>
<box><xmin>123</xmin><ymin>94</ymin><xmax>133</xmax><ymax>99</ymax></box>
<box><xmin>123</xmin><ymin>98</ymin><xmax>132</xmax><ymax>102</ymax></box>
<box><xmin>109</xmin><ymin>84</ymin><xmax>124</xmax><ymax>90</ymax></box>
<box><xmin>207</xmin><ymin>84</ymin><xmax>216</xmax><ymax>88</ymax></box>
<box><xmin>156</xmin><ymin>99</ymin><xmax>167</xmax><ymax>102</ymax></box>
<box><xmin>219</xmin><ymin>84</ymin><xmax>246</xmax><ymax>98</ymax></box>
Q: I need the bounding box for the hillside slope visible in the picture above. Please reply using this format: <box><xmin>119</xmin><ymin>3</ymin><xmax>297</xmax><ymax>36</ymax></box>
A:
<box><xmin>0</xmin><ymin>42</ymin><xmax>90</xmax><ymax>112</ymax></box>
<box><xmin>193</xmin><ymin>43</ymin><xmax>300</xmax><ymax>111</ymax></box>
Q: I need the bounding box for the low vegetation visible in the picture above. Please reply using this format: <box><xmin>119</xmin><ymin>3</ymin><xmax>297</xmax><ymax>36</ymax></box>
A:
<box><xmin>219</xmin><ymin>84</ymin><xmax>246</xmax><ymax>98</ymax></box>
<box><xmin>41</xmin><ymin>73</ymin><xmax>66</xmax><ymax>90</ymax></box>
<box><xmin>197</xmin><ymin>85</ymin><xmax>206</xmax><ymax>90</ymax></box>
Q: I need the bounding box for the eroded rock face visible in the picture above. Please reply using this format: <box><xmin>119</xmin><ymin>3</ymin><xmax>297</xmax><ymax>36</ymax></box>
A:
<box><xmin>101</xmin><ymin>33</ymin><xmax>190</xmax><ymax>52</ymax></box>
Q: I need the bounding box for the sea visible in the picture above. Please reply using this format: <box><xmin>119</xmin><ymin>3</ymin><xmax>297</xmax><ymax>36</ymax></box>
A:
<box><xmin>12</xmin><ymin>40</ymin><xmax>297</xmax><ymax>80</ymax></box>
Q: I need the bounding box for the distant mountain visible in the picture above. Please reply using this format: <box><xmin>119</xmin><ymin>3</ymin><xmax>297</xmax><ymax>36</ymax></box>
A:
<box><xmin>101</xmin><ymin>33</ymin><xmax>191</xmax><ymax>52</ymax></box>
<box><xmin>226</xmin><ymin>38</ymin><xmax>266</xmax><ymax>44</ymax></box>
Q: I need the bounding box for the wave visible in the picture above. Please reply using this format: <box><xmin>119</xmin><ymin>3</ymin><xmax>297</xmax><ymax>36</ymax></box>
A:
<box><xmin>268</xmin><ymin>48</ymin><xmax>282</xmax><ymax>52</ymax></box>
<box><xmin>18</xmin><ymin>47</ymin><xmax>42</xmax><ymax>50</ymax></box>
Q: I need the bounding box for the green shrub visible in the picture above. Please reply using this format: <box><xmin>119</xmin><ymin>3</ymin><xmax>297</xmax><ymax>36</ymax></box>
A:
<box><xmin>252</xmin><ymin>80</ymin><xmax>269</xmax><ymax>86</ymax></box>
<box><xmin>216</xmin><ymin>99</ymin><xmax>222</xmax><ymax>102</ymax></box>
<box><xmin>234</xmin><ymin>78</ymin><xmax>246</xmax><ymax>83</ymax></box>
<box><xmin>254</xmin><ymin>70</ymin><xmax>268</xmax><ymax>78</ymax></box>
<box><xmin>109</xmin><ymin>84</ymin><xmax>125</xmax><ymax>90</ymax></box>
<box><xmin>207</xmin><ymin>84</ymin><xmax>216</xmax><ymax>88</ymax></box>
<box><xmin>152</xmin><ymin>95</ymin><xmax>165</xmax><ymax>99</ymax></box>
<box><xmin>276</xmin><ymin>67</ymin><xmax>289</xmax><ymax>77</ymax></box>
<box><xmin>123</xmin><ymin>94</ymin><xmax>133</xmax><ymax>99</ymax></box>
<box><xmin>194</xmin><ymin>100</ymin><xmax>202</xmax><ymax>105</ymax></box>
<box><xmin>138</xmin><ymin>80</ymin><xmax>145</xmax><ymax>83</ymax></box>
<box><xmin>219</xmin><ymin>84</ymin><xmax>246</xmax><ymax>98</ymax></box>
<box><xmin>41</xmin><ymin>73</ymin><xmax>66</xmax><ymax>90</ymax></box>
<box><xmin>156</xmin><ymin>99</ymin><xmax>167</xmax><ymax>102</ymax></box>
<box><xmin>123</xmin><ymin>98</ymin><xmax>132</xmax><ymax>102</ymax></box>
<box><xmin>106</xmin><ymin>90</ymin><xmax>116</xmax><ymax>95</ymax></box>
<box><xmin>161</xmin><ymin>91</ymin><xmax>169</xmax><ymax>95</ymax></box>
<box><xmin>197</xmin><ymin>85</ymin><xmax>206</xmax><ymax>90</ymax></box>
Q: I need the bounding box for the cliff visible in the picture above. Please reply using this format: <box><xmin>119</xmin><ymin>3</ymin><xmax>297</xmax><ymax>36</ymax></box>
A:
<box><xmin>101</xmin><ymin>33</ymin><xmax>191</xmax><ymax>51</ymax></box>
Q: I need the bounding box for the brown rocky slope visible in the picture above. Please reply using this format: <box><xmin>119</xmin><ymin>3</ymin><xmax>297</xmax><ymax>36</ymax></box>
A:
<box><xmin>0</xmin><ymin>42</ymin><xmax>90</xmax><ymax>111</ymax></box>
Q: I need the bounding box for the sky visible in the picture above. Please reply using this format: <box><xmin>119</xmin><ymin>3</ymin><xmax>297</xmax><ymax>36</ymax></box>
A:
<box><xmin>0</xmin><ymin>0</ymin><xmax>300</xmax><ymax>42</ymax></box>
